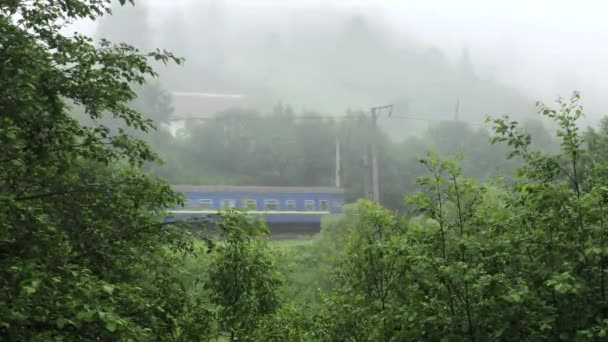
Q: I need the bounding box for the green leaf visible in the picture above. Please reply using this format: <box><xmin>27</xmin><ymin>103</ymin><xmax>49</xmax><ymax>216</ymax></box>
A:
<box><xmin>76</xmin><ymin>310</ymin><xmax>94</xmax><ymax>321</ymax></box>
<box><xmin>23</xmin><ymin>286</ymin><xmax>36</xmax><ymax>295</ymax></box>
<box><xmin>56</xmin><ymin>318</ymin><xmax>65</xmax><ymax>329</ymax></box>
<box><xmin>105</xmin><ymin>321</ymin><xmax>117</xmax><ymax>332</ymax></box>
<box><xmin>102</xmin><ymin>284</ymin><xmax>115</xmax><ymax>295</ymax></box>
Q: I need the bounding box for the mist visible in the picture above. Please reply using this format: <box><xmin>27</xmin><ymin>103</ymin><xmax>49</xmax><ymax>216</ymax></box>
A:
<box><xmin>77</xmin><ymin>0</ymin><xmax>608</xmax><ymax>130</ymax></box>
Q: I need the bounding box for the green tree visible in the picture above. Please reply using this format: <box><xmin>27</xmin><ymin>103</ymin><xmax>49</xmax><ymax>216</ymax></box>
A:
<box><xmin>585</xmin><ymin>116</ymin><xmax>608</xmax><ymax>163</ymax></box>
<box><xmin>486</xmin><ymin>92</ymin><xmax>608</xmax><ymax>339</ymax></box>
<box><xmin>307</xmin><ymin>92</ymin><xmax>608</xmax><ymax>341</ymax></box>
<box><xmin>332</xmin><ymin>201</ymin><xmax>407</xmax><ymax>341</ymax></box>
<box><xmin>0</xmin><ymin>1</ymin><xmax>217</xmax><ymax>340</ymax></box>
<box><xmin>207</xmin><ymin>211</ymin><xmax>282</xmax><ymax>340</ymax></box>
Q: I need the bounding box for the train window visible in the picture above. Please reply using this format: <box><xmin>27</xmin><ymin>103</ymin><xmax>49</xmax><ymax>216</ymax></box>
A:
<box><xmin>220</xmin><ymin>199</ymin><xmax>236</xmax><ymax>209</ymax></box>
<box><xmin>319</xmin><ymin>200</ymin><xmax>329</xmax><ymax>211</ymax></box>
<box><xmin>199</xmin><ymin>199</ymin><xmax>213</xmax><ymax>210</ymax></box>
<box><xmin>305</xmin><ymin>200</ymin><xmax>315</xmax><ymax>211</ymax></box>
<box><xmin>285</xmin><ymin>200</ymin><xmax>296</xmax><ymax>210</ymax></box>
<box><xmin>264</xmin><ymin>199</ymin><xmax>279</xmax><ymax>210</ymax></box>
<box><xmin>245</xmin><ymin>199</ymin><xmax>257</xmax><ymax>210</ymax></box>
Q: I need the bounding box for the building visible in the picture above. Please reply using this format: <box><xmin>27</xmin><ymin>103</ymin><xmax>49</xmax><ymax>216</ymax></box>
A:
<box><xmin>168</xmin><ymin>92</ymin><xmax>250</xmax><ymax>135</ymax></box>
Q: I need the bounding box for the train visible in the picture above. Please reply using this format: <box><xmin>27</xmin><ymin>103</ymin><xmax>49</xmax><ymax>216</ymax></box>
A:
<box><xmin>168</xmin><ymin>185</ymin><xmax>344</xmax><ymax>231</ymax></box>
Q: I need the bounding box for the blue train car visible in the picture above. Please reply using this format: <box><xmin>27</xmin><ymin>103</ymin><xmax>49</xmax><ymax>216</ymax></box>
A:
<box><xmin>168</xmin><ymin>185</ymin><xmax>344</xmax><ymax>229</ymax></box>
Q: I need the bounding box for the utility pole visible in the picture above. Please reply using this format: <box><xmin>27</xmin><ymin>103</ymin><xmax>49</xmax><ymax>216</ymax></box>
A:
<box><xmin>362</xmin><ymin>153</ymin><xmax>370</xmax><ymax>200</ymax></box>
<box><xmin>369</xmin><ymin>105</ymin><xmax>393</xmax><ymax>203</ymax></box>
<box><xmin>335</xmin><ymin>136</ymin><xmax>341</xmax><ymax>188</ymax></box>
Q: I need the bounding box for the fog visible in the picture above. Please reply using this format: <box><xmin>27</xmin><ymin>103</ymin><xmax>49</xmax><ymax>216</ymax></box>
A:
<box><xmin>78</xmin><ymin>0</ymin><xmax>608</xmax><ymax>130</ymax></box>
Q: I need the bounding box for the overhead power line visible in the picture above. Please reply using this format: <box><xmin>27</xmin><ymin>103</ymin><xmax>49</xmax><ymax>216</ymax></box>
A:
<box><xmin>170</xmin><ymin>114</ymin><xmax>487</xmax><ymax>127</ymax></box>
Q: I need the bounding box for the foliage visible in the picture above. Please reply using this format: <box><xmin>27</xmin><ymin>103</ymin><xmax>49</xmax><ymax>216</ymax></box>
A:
<box><xmin>324</xmin><ymin>201</ymin><xmax>408</xmax><ymax>341</ymax></box>
<box><xmin>271</xmin><ymin>205</ymin><xmax>361</xmax><ymax>306</ymax></box>
<box><xmin>0</xmin><ymin>1</ymin><xmax>217</xmax><ymax>340</ymax></box>
<box><xmin>485</xmin><ymin>91</ymin><xmax>608</xmax><ymax>339</ymax></box>
<box><xmin>251</xmin><ymin>303</ymin><xmax>321</xmax><ymax>341</ymax></box>
<box><xmin>207</xmin><ymin>211</ymin><xmax>283</xmax><ymax>340</ymax></box>
<box><xmin>585</xmin><ymin>116</ymin><xmax>608</xmax><ymax>163</ymax></box>
<box><xmin>295</xmin><ymin>92</ymin><xmax>608</xmax><ymax>341</ymax></box>
<box><xmin>155</xmin><ymin>107</ymin><xmax>527</xmax><ymax>210</ymax></box>
<box><xmin>273</xmin><ymin>239</ymin><xmax>324</xmax><ymax>305</ymax></box>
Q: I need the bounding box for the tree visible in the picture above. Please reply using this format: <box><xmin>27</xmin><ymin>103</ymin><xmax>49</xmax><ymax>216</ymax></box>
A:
<box><xmin>585</xmin><ymin>116</ymin><xmax>608</xmax><ymax>163</ymax></box>
<box><xmin>332</xmin><ymin>201</ymin><xmax>407</xmax><ymax>341</ymax></box>
<box><xmin>207</xmin><ymin>211</ymin><xmax>282</xmax><ymax>340</ymax></box>
<box><xmin>486</xmin><ymin>92</ymin><xmax>608</xmax><ymax>339</ymax></box>
<box><xmin>303</xmin><ymin>92</ymin><xmax>608</xmax><ymax>341</ymax></box>
<box><xmin>0</xmin><ymin>1</ymin><xmax>217</xmax><ymax>340</ymax></box>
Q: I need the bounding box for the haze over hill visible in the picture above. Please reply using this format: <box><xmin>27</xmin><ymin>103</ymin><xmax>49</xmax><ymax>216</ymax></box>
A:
<box><xmin>83</xmin><ymin>0</ymin><xmax>608</xmax><ymax>135</ymax></box>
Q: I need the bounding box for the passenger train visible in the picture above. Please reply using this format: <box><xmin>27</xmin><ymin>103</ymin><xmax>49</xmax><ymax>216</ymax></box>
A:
<box><xmin>168</xmin><ymin>185</ymin><xmax>344</xmax><ymax>230</ymax></box>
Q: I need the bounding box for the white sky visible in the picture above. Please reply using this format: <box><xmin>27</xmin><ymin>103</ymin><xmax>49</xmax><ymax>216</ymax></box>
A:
<box><xmin>382</xmin><ymin>0</ymin><xmax>608</xmax><ymax>98</ymax></box>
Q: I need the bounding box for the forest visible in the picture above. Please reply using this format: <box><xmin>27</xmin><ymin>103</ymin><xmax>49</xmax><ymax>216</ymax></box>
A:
<box><xmin>5</xmin><ymin>0</ymin><xmax>608</xmax><ymax>341</ymax></box>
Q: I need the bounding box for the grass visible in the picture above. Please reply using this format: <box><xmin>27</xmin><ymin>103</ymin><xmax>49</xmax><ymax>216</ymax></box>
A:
<box><xmin>271</xmin><ymin>237</ymin><xmax>317</xmax><ymax>249</ymax></box>
<box><xmin>270</xmin><ymin>236</ymin><xmax>329</xmax><ymax>305</ymax></box>
<box><xmin>189</xmin><ymin>235</ymin><xmax>329</xmax><ymax>306</ymax></box>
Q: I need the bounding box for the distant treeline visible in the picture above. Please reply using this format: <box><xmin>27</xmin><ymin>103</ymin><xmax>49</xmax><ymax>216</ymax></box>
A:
<box><xmin>149</xmin><ymin>102</ymin><xmax>560</xmax><ymax>210</ymax></box>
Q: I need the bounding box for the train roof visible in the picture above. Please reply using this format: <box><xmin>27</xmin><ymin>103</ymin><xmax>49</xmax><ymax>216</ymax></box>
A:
<box><xmin>171</xmin><ymin>185</ymin><xmax>344</xmax><ymax>194</ymax></box>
